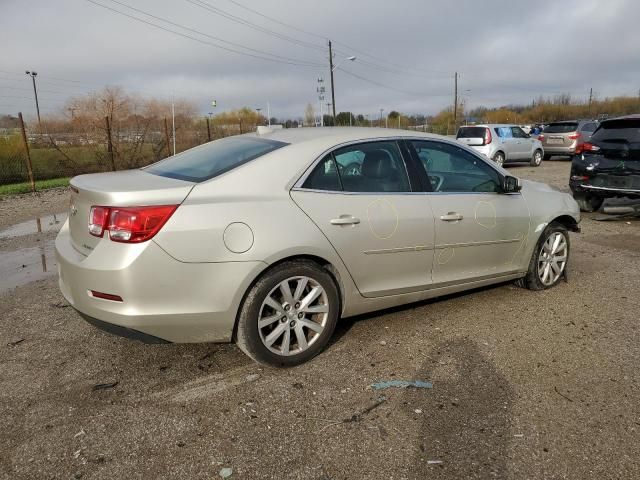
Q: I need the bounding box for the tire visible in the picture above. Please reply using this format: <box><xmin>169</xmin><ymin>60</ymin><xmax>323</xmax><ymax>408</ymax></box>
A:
<box><xmin>516</xmin><ymin>222</ymin><xmax>570</xmax><ymax>291</ymax></box>
<box><xmin>543</xmin><ymin>154</ymin><xmax>552</xmax><ymax>161</ymax></box>
<box><xmin>530</xmin><ymin>149</ymin><xmax>543</xmax><ymax>167</ymax></box>
<box><xmin>572</xmin><ymin>192</ymin><xmax>603</xmax><ymax>212</ymax></box>
<box><xmin>236</xmin><ymin>260</ymin><xmax>340</xmax><ymax>367</ymax></box>
<box><xmin>493</xmin><ymin>151</ymin><xmax>505</xmax><ymax>167</ymax></box>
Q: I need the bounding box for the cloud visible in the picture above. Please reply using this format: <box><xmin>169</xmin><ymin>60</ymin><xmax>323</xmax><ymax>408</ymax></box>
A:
<box><xmin>1</xmin><ymin>0</ymin><xmax>638</xmax><ymax>119</ymax></box>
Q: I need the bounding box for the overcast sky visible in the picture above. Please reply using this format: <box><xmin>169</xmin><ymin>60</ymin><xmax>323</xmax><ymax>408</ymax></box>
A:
<box><xmin>2</xmin><ymin>0</ymin><xmax>639</xmax><ymax>120</ymax></box>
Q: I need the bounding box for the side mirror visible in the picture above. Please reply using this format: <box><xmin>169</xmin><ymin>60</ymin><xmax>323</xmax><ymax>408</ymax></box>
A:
<box><xmin>502</xmin><ymin>175</ymin><xmax>521</xmax><ymax>193</ymax></box>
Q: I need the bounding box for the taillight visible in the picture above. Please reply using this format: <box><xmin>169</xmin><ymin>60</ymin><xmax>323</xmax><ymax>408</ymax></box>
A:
<box><xmin>484</xmin><ymin>128</ymin><xmax>492</xmax><ymax>145</ymax></box>
<box><xmin>568</xmin><ymin>133</ymin><xmax>581</xmax><ymax>140</ymax></box>
<box><xmin>88</xmin><ymin>205</ymin><xmax>177</xmax><ymax>243</ymax></box>
<box><xmin>538</xmin><ymin>134</ymin><xmax>545</xmax><ymax>142</ymax></box>
<box><xmin>578</xmin><ymin>142</ymin><xmax>600</xmax><ymax>154</ymax></box>
<box><xmin>89</xmin><ymin>206</ymin><xmax>110</xmax><ymax>237</ymax></box>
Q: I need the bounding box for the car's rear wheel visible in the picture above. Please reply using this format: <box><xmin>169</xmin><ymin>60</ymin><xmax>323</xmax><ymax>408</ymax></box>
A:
<box><xmin>493</xmin><ymin>151</ymin><xmax>505</xmax><ymax>167</ymax></box>
<box><xmin>517</xmin><ymin>222</ymin><xmax>569</xmax><ymax>291</ymax></box>
<box><xmin>530</xmin><ymin>149</ymin><xmax>543</xmax><ymax>167</ymax></box>
<box><xmin>572</xmin><ymin>192</ymin><xmax>603</xmax><ymax>212</ymax></box>
<box><xmin>235</xmin><ymin>260</ymin><xmax>340</xmax><ymax>367</ymax></box>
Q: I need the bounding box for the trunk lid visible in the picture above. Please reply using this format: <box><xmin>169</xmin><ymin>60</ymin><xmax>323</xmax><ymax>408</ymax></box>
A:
<box><xmin>68</xmin><ymin>169</ymin><xmax>194</xmax><ymax>255</ymax></box>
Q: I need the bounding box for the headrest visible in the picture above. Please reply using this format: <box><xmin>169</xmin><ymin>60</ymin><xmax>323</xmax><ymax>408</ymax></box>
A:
<box><xmin>362</xmin><ymin>150</ymin><xmax>394</xmax><ymax>179</ymax></box>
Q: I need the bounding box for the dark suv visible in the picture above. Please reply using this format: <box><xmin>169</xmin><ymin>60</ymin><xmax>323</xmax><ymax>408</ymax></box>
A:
<box><xmin>569</xmin><ymin>115</ymin><xmax>640</xmax><ymax>211</ymax></box>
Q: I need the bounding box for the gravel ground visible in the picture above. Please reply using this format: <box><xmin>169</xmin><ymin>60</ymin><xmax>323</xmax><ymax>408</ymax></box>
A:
<box><xmin>1</xmin><ymin>161</ymin><xmax>639</xmax><ymax>479</ymax></box>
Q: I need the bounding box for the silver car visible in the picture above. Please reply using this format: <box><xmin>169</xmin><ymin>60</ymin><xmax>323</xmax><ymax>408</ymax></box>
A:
<box><xmin>56</xmin><ymin>128</ymin><xmax>580</xmax><ymax>366</ymax></box>
<box><xmin>539</xmin><ymin>120</ymin><xmax>599</xmax><ymax>159</ymax></box>
<box><xmin>457</xmin><ymin>124</ymin><xmax>544</xmax><ymax>167</ymax></box>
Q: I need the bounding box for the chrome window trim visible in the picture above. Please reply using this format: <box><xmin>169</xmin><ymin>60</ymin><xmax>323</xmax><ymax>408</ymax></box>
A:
<box><xmin>293</xmin><ymin>135</ymin><xmax>511</xmax><ymax>195</ymax></box>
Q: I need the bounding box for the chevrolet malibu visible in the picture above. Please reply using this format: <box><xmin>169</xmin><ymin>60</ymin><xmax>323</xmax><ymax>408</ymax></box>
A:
<box><xmin>56</xmin><ymin>127</ymin><xmax>580</xmax><ymax>366</ymax></box>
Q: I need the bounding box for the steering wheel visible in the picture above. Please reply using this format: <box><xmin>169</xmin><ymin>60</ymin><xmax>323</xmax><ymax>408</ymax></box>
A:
<box><xmin>428</xmin><ymin>174</ymin><xmax>444</xmax><ymax>191</ymax></box>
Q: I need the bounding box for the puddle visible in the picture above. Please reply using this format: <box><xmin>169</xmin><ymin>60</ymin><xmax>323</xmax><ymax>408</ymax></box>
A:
<box><xmin>0</xmin><ymin>241</ymin><xmax>57</xmax><ymax>293</ymax></box>
<box><xmin>0</xmin><ymin>213</ymin><xmax>67</xmax><ymax>293</ymax></box>
<box><xmin>0</xmin><ymin>212</ymin><xmax>67</xmax><ymax>239</ymax></box>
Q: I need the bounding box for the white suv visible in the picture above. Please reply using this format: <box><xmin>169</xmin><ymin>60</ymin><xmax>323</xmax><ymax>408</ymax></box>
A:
<box><xmin>456</xmin><ymin>124</ymin><xmax>544</xmax><ymax>167</ymax></box>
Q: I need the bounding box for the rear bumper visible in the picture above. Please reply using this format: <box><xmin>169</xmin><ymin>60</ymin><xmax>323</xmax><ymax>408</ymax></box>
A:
<box><xmin>55</xmin><ymin>220</ymin><xmax>267</xmax><ymax>343</ymax></box>
<box><xmin>544</xmin><ymin>145</ymin><xmax>575</xmax><ymax>155</ymax></box>
<box><xmin>76</xmin><ymin>309</ymin><xmax>171</xmax><ymax>344</ymax></box>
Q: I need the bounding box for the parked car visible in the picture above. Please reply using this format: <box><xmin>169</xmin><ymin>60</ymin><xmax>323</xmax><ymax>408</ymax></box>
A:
<box><xmin>538</xmin><ymin>120</ymin><xmax>598</xmax><ymax>159</ymax></box>
<box><xmin>569</xmin><ymin>115</ymin><xmax>640</xmax><ymax>211</ymax></box>
<box><xmin>456</xmin><ymin>124</ymin><xmax>544</xmax><ymax>167</ymax></box>
<box><xmin>56</xmin><ymin>127</ymin><xmax>580</xmax><ymax>366</ymax></box>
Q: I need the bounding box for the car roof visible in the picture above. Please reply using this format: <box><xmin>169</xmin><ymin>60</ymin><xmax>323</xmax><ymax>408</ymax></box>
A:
<box><xmin>241</xmin><ymin>126</ymin><xmax>444</xmax><ymax>147</ymax></box>
<box><xmin>461</xmin><ymin>124</ymin><xmax>518</xmax><ymax>128</ymax></box>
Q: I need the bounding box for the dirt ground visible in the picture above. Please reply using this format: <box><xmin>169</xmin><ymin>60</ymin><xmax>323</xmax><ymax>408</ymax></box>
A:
<box><xmin>1</xmin><ymin>161</ymin><xmax>639</xmax><ymax>479</ymax></box>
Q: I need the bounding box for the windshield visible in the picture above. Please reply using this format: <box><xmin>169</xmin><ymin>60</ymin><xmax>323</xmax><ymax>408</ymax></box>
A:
<box><xmin>145</xmin><ymin>136</ymin><xmax>288</xmax><ymax>182</ymax></box>
<box><xmin>592</xmin><ymin>118</ymin><xmax>640</xmax><ymax>142</ymax></box>
<box><xmin>544</xmin><ymin>122</ymin><xmax>578</xmax><ymax>133</ymax></box>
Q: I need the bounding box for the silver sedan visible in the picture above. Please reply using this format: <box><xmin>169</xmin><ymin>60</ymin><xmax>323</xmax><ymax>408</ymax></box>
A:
<box><xmin>56</xmin><ymin>127</ymin><xmax>580</xmax><ymax>366</ymax></box>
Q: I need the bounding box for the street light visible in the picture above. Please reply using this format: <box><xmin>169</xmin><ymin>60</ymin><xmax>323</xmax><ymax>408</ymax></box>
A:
<box><xmin>328</xmin><ymin>40</ymin><xmax>356</xmax><ymax>120</ymax></box>
<box><xmin>25</xmin><ymin>70</ymin><xmax>40</xmax><ymax>124</ymax></box>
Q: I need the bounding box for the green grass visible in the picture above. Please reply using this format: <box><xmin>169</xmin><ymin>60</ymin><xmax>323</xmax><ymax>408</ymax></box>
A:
<box><xmin>0</xmin><ymin>177</ymin><xmax>70</xmax><ymax>196</ymax></box>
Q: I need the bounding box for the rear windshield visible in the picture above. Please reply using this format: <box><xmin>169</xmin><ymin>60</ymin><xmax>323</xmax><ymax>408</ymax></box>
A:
<box><xmin>592</xmin><ymin>119</ymin><xmax>640</xmax><ymax>142</ymax></box>
<box><xmin>544</xmin><ymin>122</ymin><xmax>578</xmax><ymax>133</ymax></box>
<box><xmin>457</xmin><ymin>127</ymin><xmax>486</xmax><ymax>138</ymax></box>
<box><xmin>145</xmin><ymin>136</ymin><xmax>288</xmax><ymax>182</ymax></box>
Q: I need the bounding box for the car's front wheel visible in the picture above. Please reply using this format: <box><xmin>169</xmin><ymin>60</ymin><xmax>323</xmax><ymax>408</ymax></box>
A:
<box><xmin>517</xmin><ymin>222</ymin><xmax>570</xmax><ymax>291</ymax></box>
<box><xmin>235</xmin><ymin>260</ymin><xmax>340</xmax><ymax>367</ymax></box>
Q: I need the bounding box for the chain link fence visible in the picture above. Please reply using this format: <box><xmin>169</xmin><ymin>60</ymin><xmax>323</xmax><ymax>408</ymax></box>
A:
<box><xmin>0</xmin><ymin>120</ymin><xmax>252</xmax><ymax>190</ymax></box>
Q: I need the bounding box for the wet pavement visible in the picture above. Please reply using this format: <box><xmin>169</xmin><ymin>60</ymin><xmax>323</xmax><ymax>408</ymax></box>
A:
<box><xmin>0</xmin><ymin>213</ymin><xmax>66</xmax><ymax>294</ymax></box>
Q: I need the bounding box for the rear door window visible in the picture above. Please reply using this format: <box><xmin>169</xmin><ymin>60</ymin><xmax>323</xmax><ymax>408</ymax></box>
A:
<box><xmin>145</xmin><ymin>136</ymin><xmax>288</xmax><ymax>182</ymax></box>
<box><xmin>544</xmin><ymin>123</ymin><xmax>579</xmax><ymax>133</ymax></box>
<box><xmin>495</xmin><ymin>127</ymin><xmax>513</xmax><ymax>138</ymax></box>
<box><xmin>333</xmin><ymin>142</ymin><xmax>410</xmax><ymax>193</ymax></box>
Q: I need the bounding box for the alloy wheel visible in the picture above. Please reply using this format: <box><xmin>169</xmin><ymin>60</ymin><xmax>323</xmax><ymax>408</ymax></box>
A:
<box><xmin>257</xmin><ymin>276</ymin><xmax>329</xmax><ymax>356</ymax></box>
<box><xmin>533</xmin><ymin>151</ymin><xmax>542</xmax><ymax>165</ymax></box>
<box><xmin>494</xmin><ymin>153</ymin><xmax>505</xmax><ymax>166</ymax></box>
<box><xmin>537</xmin><ymin>232</ymin><xmax>568</xmax><ymax>286</ymax></box>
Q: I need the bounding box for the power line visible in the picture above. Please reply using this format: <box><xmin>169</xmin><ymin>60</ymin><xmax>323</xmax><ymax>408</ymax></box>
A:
<box><xmin>83</xmin><ymin>0</ymin><xmax>324</xmax><ymax>67</ymax></box>
<box><xmin>107</xmin><ymin>0</ymin><xmax>324</xmax><ymax>66</ymax></box>
<box><xmin>185</xmin><ymin>0</ymin><xmax>327</xmax><ymax>54</ymax></box>
<box><xmin>337</xmin><ymin>67</ymin><xmax>426</xmax><ymax>97</ymax></box>
<box><xmin>219</xmin><ymin>0</ymin><xmax>450</xmax><ymax>77</ymax></box>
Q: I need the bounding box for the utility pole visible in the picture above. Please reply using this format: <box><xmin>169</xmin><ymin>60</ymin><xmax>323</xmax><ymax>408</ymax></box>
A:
<box><xmin>18</xmin><ymin>112</ymin><xmax>36</xmax><ymax>192</ymax></box>
<box><xmin>329</xmin><ymin>40</ymin><xmax>337</xmax><ymax>120</ymax></box>
<box><xmin>163</xmin><ymin>118</ymin><xmax>172</xmax><ymax>157</ymax></box>
<box><xmin>588</xmin><ymin>87</ymin><xmax>593</xmax><ymax>114</ymax></box>
<box><xmin>171</xmin><ymin>99</ymin><xmax>176</xmax><ymax>155</ymax></box>
<box><xmin>206</xmin><ymin>116</ymin><xmax>212</xmax><ymax>142</ymax></box>
<box><xmin>25</xmin><ymin>71</ymin><xmax>41</xmax><ymax>124</ymax></box>
<box><xmin>317</xmin><ymin>77</ymin><xmax>325</xmax><ymax>127</ymax></box>
<box><xmin>105</xmin><ymin>116</ymin><xmax>116</xmax><ymax>171</ymax></box>
<box><xmin>267</xmin><ymin>101</ymin><xmax>271</xmax><ymax>127</ymax></box>
<box><xmin>453</xmin><ymin>71</ymin><xmax>458</xmax><ymax>131</ymax></box>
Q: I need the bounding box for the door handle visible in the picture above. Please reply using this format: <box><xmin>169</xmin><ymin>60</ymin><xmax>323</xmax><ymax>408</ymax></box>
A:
<box><xmin>440</xmin><ymin>212</ymin><xmax>463</xmax><ymax>222</ymax></box>
<box><xmin>331</xmin><ymin>215</ymin><xmax>361</xmax><ymax>225</ymax></box>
